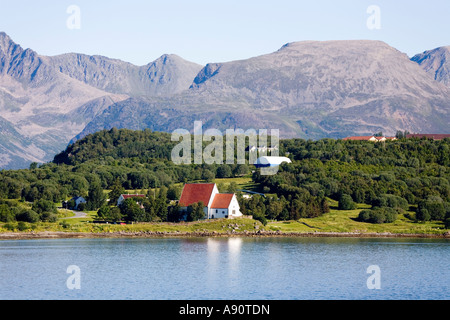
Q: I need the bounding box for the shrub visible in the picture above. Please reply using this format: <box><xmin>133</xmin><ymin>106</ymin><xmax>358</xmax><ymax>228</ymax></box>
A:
<box><xmin>17</xmin><ymin>221</ymin><xmax>29</xmax><ymax>231</ymax></box>
<box><xmin>445</xmin><ymin>218</ymin><xmax>450</xmax><ymax>229</ymax></box>
<box><xmin>253</xmin><ymin>212</ymin><xmax>267</xmax><ymax>226</ymax></box>
<box><xmin>3</xmin><ymin>223</ymin><xmax>16</xmax><ymax>231</ymax></box>
<box><xmin>338</xmin><ymin>194</ymin><xmax>356</xmax><ymax>210</ymax></box>
<box><xmin>16</xmin><ymin>209</ymin><xmax>40</xmax><ymax>223</ymax></box>
<box><xmin>187</xmin><ymin>201</ymin><xmax>205</xmax><ymax>222</ymax></box>
<box><xmin>40</xmin><ymin>212</ymin><xmax>58</xmax><ymax>222</ymax></box>
<box><xmin>32</xmin><ymin>199</ymin><xmax>57</xmax><ymax>215</ymax></box>
<box><xmin>417</xmin><ymin>196</ymin><xmax>447</xmax><ymax>221</ymax></box>
<box><xmin>416</xmin><ymin>208</ymin><xmax>430</xmax><ymax>221</ymax></box>
<box><xmin>372</xmin><ymin>194</ymin><xmax>409</xmax><ymax>211</ymax></box>
<box><xmin>358</xmin><ymin>207</ymin><xmax>398</xmax><ymax>224</ymax></box>
<box><xmin>0</xmin><ymin>204</ymin><xmax>15</xmax><ymax>222</ymax></box>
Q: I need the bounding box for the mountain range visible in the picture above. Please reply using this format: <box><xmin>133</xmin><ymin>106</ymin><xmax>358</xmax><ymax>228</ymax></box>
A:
<box><xmin>0</xmin><ymin>32</ymin><xmax>449</xmax><ymax>169</ymax></box>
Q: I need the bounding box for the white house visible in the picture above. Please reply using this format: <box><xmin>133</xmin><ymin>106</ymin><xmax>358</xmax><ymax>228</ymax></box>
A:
<box><xmin>70</xmin><ymin>196</ymin><xmax>86</xmax><ymax>210</ymax></box>
<box><xmin>117</xmin><ymin>194</ymin><xmax>146</xmax><ymax>206</ymax></box>
<box><xmin>254</xmin><ymin>156</ymin><xmax>292</xmax><ymax>168</ymax></box>
<box><xmin>178</xmin><ymin>183</ymin><xmax>242</xmax><ymax>220</ymax></box>
<box><xmin>210</xmin><ymin>193</ymin><xmax>241</xmax><ymax>219</ymax></box>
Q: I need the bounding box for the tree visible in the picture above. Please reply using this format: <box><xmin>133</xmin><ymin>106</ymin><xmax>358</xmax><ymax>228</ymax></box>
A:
<box><xmin>266</xmin><ymin>197</ymin><xmax>284</xmax><ymax>220</ymax></box>
<box><xmin>108</xmin><ymin>178</ymin><xmax>125</xmax><ymax>205</ymax></box>
<box><xmin>32</xmin><ymin>199</ymin><xmax>57</xmax><ymax>215</ymax></box>
<box><xmin>97</xmin><ymin>206</ymin><xmax>122</xmax><ymax>222</ymax></box>
<box><xmin>320</xmin><ymin>197</ymin><xmax>330</xmax><ymax>214</ymax></box>
<box><xmin>167</xmin><ymin>185</ymin><xmax>181</xmax><ymax>201</ymax></box>
<box><xmin>417</xmin><ymin>196</ymin><xmax>446</xmax><ymax>221</ymax></box>
<box><xmin>0</xmin><ymin>204</ymin><xmax>15</xmax><ymax>222</ymax></box>
<box><xmin>86</xmin><ymin>181</ymin><xmax>106</xmax><ymax>211</ymax></box>
<box><xmin>338</xmin><ymin>194</ymin><xmax>356</xmax><ymax>210</ymax></box>
<box><xmin>108</xmin><ymin>207</ymin><xmax>122</xmax><ymax>222</ymax></box>
<box><xmin>167</xmin><ymin>203</ymin><xmax>182</xmax><ymax>222</ymax></box>
<box><xmin>233</xmin><ymin>164</ymin><xmax>249</xmax><ymax>176</ymax></box>
<box><xmin>29</xmin><ymin>162</ymin><xmax>38</xmax><ymax>170</ymax></box>
<box><xmin>201</xmin><ymin>169</ymin><xmax>215</xmax><ymax>182</ymax></box>
<box><xmin>358</xmin><ymin>207</ymin><xmax>398</xmax><ymax>224</ymax></box>
<box><xmin>16</xmin><ymin>209</ymin><xmax>40</xmax><ymax>223</ymax></box>
<box><xmin>96</xmin><ymin>206</ymin><xmax>111</xmax><ymax>221</ymax></box>
<box><xmin>216</xmin><ymin>165</ymin><xmax>232</xmax><ymax>178</ymax></box>
<box><xmin>120</xmin><ymin>198</ymin><xmax>145</xmax><ymax>222</ymax></box>
<box><xmin>187</xmin><ymin>201</ymin><xmax>205</xmax><ymax>221</ymax></box>
<box><xmin>227</xmin><ymin>182</ymin><xmax>238</xmax><ymax>193</ymax></box>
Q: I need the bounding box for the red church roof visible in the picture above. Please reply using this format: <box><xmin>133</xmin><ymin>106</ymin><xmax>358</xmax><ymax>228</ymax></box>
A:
<box><xmin>179</xmin><ymin>183</ymin><xmax>215</xmax><ymax>207</ymax></box>
<box><xmin>211</xmin><ymin>194</ymin><xmax>234</xmax><ymax>209</ymax></box>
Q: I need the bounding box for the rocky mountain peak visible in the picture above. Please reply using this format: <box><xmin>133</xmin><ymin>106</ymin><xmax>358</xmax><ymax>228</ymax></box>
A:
<box><xmin>411</xmin><ymin>46</ymin><xmax>450</xmax><ymax>85</ymax></box>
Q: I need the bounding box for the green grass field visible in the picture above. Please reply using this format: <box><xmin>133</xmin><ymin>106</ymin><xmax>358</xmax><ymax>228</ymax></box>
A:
<box><xmin>268</xmin><ymin>204</ymin><xmax>448</xmax><ymax>235</ymax></box>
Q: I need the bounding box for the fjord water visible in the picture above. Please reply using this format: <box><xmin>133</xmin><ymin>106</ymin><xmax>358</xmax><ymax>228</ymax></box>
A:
<box><xmin>1</xmin><ymin>237</ymin><xmax>449</xmax><ymax>300</ymax></box>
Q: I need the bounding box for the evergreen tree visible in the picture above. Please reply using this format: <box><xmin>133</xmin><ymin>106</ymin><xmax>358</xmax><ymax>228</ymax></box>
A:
<box><xmin>108</xmin><ymin>178</ymin><xmax>125</xmax><ymax>205</ymax></box>
<box><xmin>86</xmin><ymin>181</ymin><xmax>106</xmax><ymax>211</ymax></box>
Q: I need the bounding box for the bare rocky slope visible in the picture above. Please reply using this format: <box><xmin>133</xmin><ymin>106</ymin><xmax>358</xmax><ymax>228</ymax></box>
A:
<box><xmin>411</xmin><ymin>46</ymin><xmax>450</xmax><ymax>86</ymax></box>
<box><xmin>78</xmin><ymin>40</ymin><xmax>450</xmax><ymax>141</ymax></box>
<box><xmin>50</xmin><ymin>52</ymin><xmax>203</xmax><ymax>96</ymax></box>
<box><xmin>1</xmin><ymin>32</ymin><xmax>449</xmax><ymax>169</ymax></box>
<box><xmin>0</xmin><ymin>32</ymin><xmax>202</xmax><ymax>169</ymax></box>
<box><xmin>0</xmin><ymin>32</ymin><xmax>128</xmax><ymax>169</ymax></box>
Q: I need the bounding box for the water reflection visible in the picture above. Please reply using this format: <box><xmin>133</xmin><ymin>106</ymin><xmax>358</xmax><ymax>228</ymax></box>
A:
<box><xmin>206</xmin><ymin>238</ymin><xmax>243</xmax><ymax>292</ymax></box>
<box><xmin>228</xmin><ymin>238</ymin><xmax>243</xmax><ymax>273</ymax></box>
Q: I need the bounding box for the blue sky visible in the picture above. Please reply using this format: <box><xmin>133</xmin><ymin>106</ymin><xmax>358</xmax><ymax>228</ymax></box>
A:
<box><xmin>0</xmin><ymin>0</ymin><xmax>448</xmax><ymax>66</ymax></box>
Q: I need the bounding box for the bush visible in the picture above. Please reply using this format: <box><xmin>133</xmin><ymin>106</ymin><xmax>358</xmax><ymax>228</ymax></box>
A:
<box><xmin>77</xmin><ymin>202</ymin><xmax>86</xmax><ymax>212</ymax></box>
<box><xmin>338</xmin><ymin>194</ymin><xmax>356</xmax><ymax>210</ymax></box>
<box><xmin>3</xmin><ymin>223</ymin><xmax>16</xmax><ymax>231</ymax></box>
<box><xmin>445</xmin><ymin>218</ymin><xmax>450</xmax><ymax>229</ymax></box>
<box><xmin>253</xmin><ymin>212</ymin><xmax>267</xmax><ymax>226</ymax></box>
<box><xmin>16</xmin><ymin>209</ymin><xmax>40</xmax><ymax>223</ymax></box>
<box><xmin>17</xmin><ymin>221</ymin><xmax>29</xmax><ymax>231</ymax></box>
<box><xmin>187</xmin><ymin>202</ymin><xmax>205</xmax><ymax>222</ymax></box>
<box><xmin>32</xmin><ymin>199</ymin><xmax>57</xmax><ymax>215</ymax></box>
<box><xmin>0</xmin><ymin>204</ymin><xmax>15</xmax><ymax>222</ymax></box>
<box><xmin>372</xmin><ymin>194</ymin><xmax>409</xmax><ymax>211</ymax></box>
<box><xmin>358</xmin><ymin>207</ymin><xmax>398</xmax><ymax>224</ymax></box>
<box><xmin>417</xmin><ymin>196</ymin><xmax>447</xmax><ymax>221</ymax></box>
<box><xmin>416</xmin><ymin>208</ymin><xmax>431</xmax><ymax>221</ymax></box>
<box><xmin>40</xmin><ymin>212</ymin><xmax>58</xmax><ymax>222</ymax></box>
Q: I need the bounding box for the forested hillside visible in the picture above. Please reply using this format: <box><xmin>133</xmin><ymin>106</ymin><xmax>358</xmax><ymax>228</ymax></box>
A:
<box><xmin>0</xmin><ymin>128</ymin><xmax>449</xmax><ymax>228</ymax></box>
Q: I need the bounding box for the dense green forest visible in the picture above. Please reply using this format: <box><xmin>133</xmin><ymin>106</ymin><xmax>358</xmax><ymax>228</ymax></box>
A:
<box><xmin>0</xmin><ymin>128</ymin><xmax>449</xmax><ymax>228</ymax></box>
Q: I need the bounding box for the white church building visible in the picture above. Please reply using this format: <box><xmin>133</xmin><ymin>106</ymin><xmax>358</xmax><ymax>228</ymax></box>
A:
<box><xmin>178</xmin><ymin>183</ymin><xmax>242</xmax><ymax>219</ymax></box>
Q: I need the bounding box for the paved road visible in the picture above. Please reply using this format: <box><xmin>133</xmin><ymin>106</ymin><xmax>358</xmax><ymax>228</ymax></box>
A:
<box><xmin>61</xmin><ymin>210</ymin><xmax>88</xmax><ymax>219</ymax></box>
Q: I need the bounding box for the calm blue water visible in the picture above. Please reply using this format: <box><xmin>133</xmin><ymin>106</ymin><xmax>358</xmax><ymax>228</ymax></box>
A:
<box><xmin>0</xmin><ymin>237</ymin><xmax>449</xmax><ymax>300</ymax></box>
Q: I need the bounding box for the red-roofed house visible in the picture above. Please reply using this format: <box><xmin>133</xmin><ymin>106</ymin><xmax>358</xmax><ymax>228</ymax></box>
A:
<box><xmin>406</xmin><ymin>134</ymin><xmax>450</xmax><ymax>140</ymax></box>
<box><xmin>179</xmin><ymin>183</ymin><xmax>242</xmax><ymax>220</ymax></box>
<box><xmin>343</xmin><ymin>136</ymin><xmax>377</xmax><ymax>142</ymax></box>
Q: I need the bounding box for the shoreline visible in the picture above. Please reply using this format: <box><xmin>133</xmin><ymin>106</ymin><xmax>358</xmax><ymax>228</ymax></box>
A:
<box><xmin>1</xmin><ymin>230</ymin><xmax>449</xmax><ymax>240</ymax></box>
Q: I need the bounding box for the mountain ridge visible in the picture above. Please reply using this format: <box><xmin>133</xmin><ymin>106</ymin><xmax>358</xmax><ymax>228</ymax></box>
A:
<box><xmin>49</xmin><ymin>52</ymin><xmax>203</xmax><ymax>96</ymax></box>
<box><xmin>0</xmin><ymin>32</ymin><xmax>203</xmax><ymax>169</ymax></box>
<box><xmin>77</xmin><ymin>40</ymin><xmax>450</xmax><ymax>142</ymax></box>
<box><xmin>0</xmin><ymin>32</ymin><xmax>449</xmax><ymax>169</ymax></box>
<box><xmin>411</xmin><ymin>46</ymin><xmax>450</xmax><ymax>85</ymax></box>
